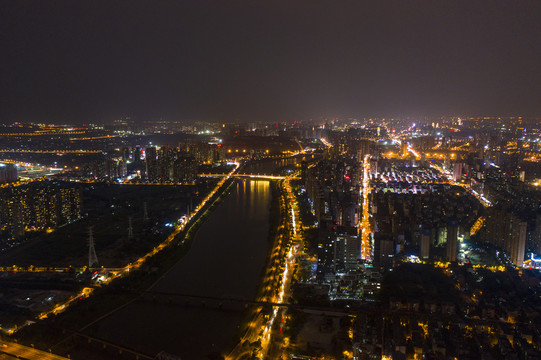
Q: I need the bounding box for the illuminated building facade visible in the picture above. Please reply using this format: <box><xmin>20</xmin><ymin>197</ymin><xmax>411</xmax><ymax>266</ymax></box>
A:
<box><xmin>0</xmin><ymin>182</ymin><xmax>82</xmax><ymax>239</ymax></box>
<box><xmin>485</xmin><ymin>207</ymin><xmax>527</xmax><ymax>267</ymax></box>
<box><xmin>333</xmin><ymin>233</ymin><xmax>361</xmax><ymax>272</ymax></box>
<box><xmin>144</xmin><ymin>146</ymin><xmax>197</xmax><ymax>183</ymax></box>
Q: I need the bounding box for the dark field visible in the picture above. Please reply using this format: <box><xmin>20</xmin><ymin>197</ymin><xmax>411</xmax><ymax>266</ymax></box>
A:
<box><xmin>0</xmin><ymin>180</ymin><xmax>218</xmax><ymax>268</ymax></box>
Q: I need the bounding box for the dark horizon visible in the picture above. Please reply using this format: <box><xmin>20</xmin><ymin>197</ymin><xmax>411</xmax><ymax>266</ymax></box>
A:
<box><xmin>1</xmin><ymin>0</ymin><xmax>541</xmax><ymax>124</ymax></box>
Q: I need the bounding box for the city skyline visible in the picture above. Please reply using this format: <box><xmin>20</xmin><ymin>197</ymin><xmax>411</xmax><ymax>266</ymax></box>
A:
<box><xmin>1</xmin><ymin>116</ymin><xmax>541</xmax><ymax>358</ymax></box>
<box><xmin>2</xmin><ymin>2</ymin><xmax>541</xmax><ymax>359</ymax></box>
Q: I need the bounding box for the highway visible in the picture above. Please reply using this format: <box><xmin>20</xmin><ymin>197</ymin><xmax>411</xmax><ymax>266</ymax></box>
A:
<box><xmin>0</xmin><ymin>340</ymin><xmax>69</xmax><ymax>360</ymax></box>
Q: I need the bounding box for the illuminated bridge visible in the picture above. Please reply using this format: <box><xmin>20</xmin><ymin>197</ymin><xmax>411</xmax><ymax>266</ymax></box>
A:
<box><xmin>199</xmin><ymin>173</ymin><xmax>298</xmax><ymax>180</ymax></box>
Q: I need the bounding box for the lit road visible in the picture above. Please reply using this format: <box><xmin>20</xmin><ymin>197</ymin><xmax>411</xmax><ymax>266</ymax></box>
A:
<box><xmin>470</xmin><ymin>216</ymin><xmax>485</xmax><ymax>236</ymax></box>
<box><xmin>320</xmin><ymin>138</ymin><xmax>332</xmax><ymax>148</ymax></box>
<box><xmin>259</xmin><ymin>177</ymin><xmax>302</xmax><ymax>359</ymax></box>
<box><xmin>360</xmin><ymin>154</ymin><xmax>372</xmax><ymax>259</ymax></box>
<box><xmin>407</xmin><ymin>144</ymin><xmax>420</xmax><ymax>159</ymax></box>
<box><xmin>27</xmin><ymin>162</ymin><xmax>241</xmax><ymax>329</ymax></box>
<box><xmin>0</xmin><ymin>159</ymin><xmax>65</xmax><ymax>181</ymax></box>
<box><xmin>0</xmin><ymin>149</ymin><xmax>103</xmax><ymax>154</ymax></box>
<box><xmin>0</xmin><ymin>158</ymin><xmax>45</xmax><ymax>168</ymax></box>
<box><xmin>0</xmin><ymin>131</ymin><xmax>85</xmax><ymax>136</ymax></box>
<box><xmin>226</xmin><ymin>175</ymin><xmax>303</xmax><ymax>360</ymax></box>
<box><xmin>0</xmin><ymin>340</ymin><xmax>69</xmax><ymax>360</ymax></box>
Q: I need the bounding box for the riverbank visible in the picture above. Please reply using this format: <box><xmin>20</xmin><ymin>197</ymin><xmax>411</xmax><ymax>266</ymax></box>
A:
<box><xmin>79</xmin><ymin>178</ymin><xmax>273</xmax><ymax>360</ymax></box>
<box><xmin>7</xmin><ymin>176</ymin><xmax>238</xmax><ymax>356</ymax></box>
<box><xmin>225</xmin><ymin>179</ymin><xmax>288</xmax><ymax>359</ymax></box>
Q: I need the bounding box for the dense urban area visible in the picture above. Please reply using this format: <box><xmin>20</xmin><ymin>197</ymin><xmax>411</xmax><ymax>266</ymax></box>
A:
<box><xmin>1</xmin><ymin>117</ymin><xmax>541</xmax><ymax>360</ymax></box>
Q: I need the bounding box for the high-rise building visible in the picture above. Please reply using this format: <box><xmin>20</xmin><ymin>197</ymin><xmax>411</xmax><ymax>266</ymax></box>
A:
<box><xmin>535</xmin><ymin>213</ymin><xmax>541</xmax><ymax>254</ymax></box>
<box><xmin>134</xmin><ymin>146</ymin><xmax>142</xmax><ymax>164</ymax></box>
<box><xmin>401</xmin><ymin>142</ymin><xmax>408</xmax><ymax>157</ymax></box>
<box><xmin>356</xmin><ymin>140</ymin><xmax>372</xmax><ymax>161</ymax></box>
<box><xmin>420</xmin><ymin>228</ymin><xmax>431</xmax><ymax>259</ymax></box>
<box><xmin>157</xmin><ymin>146</ymin><xmax>175</xmax><ymax>182</ymax></box>
<box><xmin>437</xmin><ymin>226</ymin><xmax>447</xmax><ymax>246</ymax></box>
<box><xmin>301</xmin><ymin>161</ymin><xmax>307</xmax><ymax>183</ymax></box>
<box><xmin>0</xmin><ymin>182</ymin><xmax>82</xmax><ymax>239</ymax></box>
<box><xmin>142</xmin><ymin>146</ymin><xmax>198</xmax><ymax>184</ymax></box>
<box><xmin>145</xmin><ymin>147</ymin><xmax>158</xmax><ymax>182</ymax></box>
<box><xmin>446</xmin><ymin>219</ymin><xmax>459</xmax><ymax>262</ymax></box>
<box><xmin>374</xmin><ymin>233</ymin><xmax>394</xmax><ymax>270</ymax></box>
<box><xmin>508</xmin><ymin>219</ymin><xmax>526</xmax><ymax>267</ymax></box>
<box><xmin>173</xmin><ymin>155</ymin><xmax>197</xmax><ymax>183</ymax></box>
<box><xmin>485</xmin><ymin>208</ymin><xmax>526</xmax><ymax>267</ymax></box>
<box><xmin>344</xmin><ymin>234</ymin><xmax>361</xmax><ymax>271</ymax></box>
<box><xmin>454</xmin><ymin>163</ymin><xmax>463</xmax><ymax>182</ymax></box>
<box><xmin>444</xmin><ymin>154</ymin><xmax>451</xmax><ymax>170</ymax></box>
<box><xmin>333</xmin><ymin>233</ymin><xmax>361</xmax><ymax>272</ymax></box>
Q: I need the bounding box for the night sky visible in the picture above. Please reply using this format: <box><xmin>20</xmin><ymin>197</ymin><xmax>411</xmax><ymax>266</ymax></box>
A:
<box><xmin>1</xmin><ymin>0</ymin><xmax>540</xmax><ymax>124</ymax></box>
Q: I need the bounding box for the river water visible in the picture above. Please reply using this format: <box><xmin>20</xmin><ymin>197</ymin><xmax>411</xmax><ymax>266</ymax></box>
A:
<box><xmin>78</xmin><ymin>179</ymin><xmax>271</xmax><ymax>359</ymax></box>
<box><xmin>72</xmin><ymin>155</ymin><xmax>317</xmax><ymax>359</ymax></box>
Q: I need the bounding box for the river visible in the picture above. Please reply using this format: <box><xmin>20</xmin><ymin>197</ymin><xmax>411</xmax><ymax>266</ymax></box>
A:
<box><xmin>76</xmin><ymin>179</ymin><xmax>272</xmax><ymax>359</ymax></box>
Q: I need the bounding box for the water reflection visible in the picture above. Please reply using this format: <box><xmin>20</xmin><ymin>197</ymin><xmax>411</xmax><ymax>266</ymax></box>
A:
<box><xmin>85</xmin><ymin>180</ymin><xmax>271</xmax><ymax>360</ymax></box>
